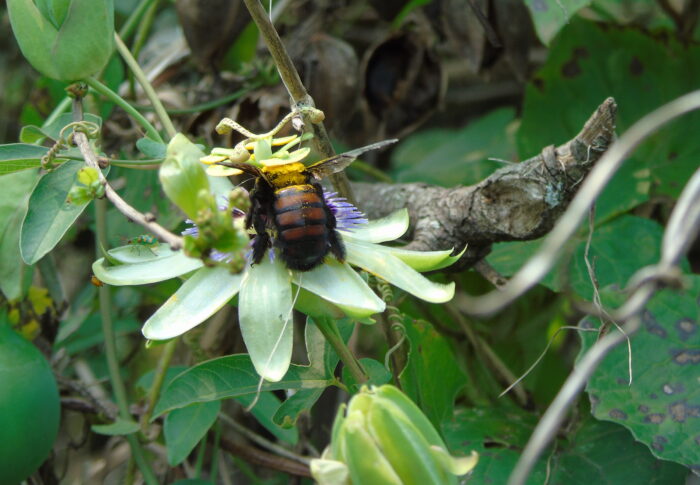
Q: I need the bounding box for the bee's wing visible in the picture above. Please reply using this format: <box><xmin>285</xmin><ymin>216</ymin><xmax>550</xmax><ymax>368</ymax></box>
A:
<box><xmin>305</xmin><ymin>139</ymin><xmax>398</xmax><ymax>180</ymax></box>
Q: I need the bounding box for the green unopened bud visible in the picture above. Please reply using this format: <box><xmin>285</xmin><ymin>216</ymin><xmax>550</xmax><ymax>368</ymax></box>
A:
<box><xmin>67</xmin><ymin>186</ymin><xmax>91</xmax><ymax>205</ymax></box>
<box><xmin>160</xmin><ymin>134</ymin><xmax>211</xmax><ymax>220</ymax></box>
<box><xmin>77</xmin><ymin>167</ymin><xmax>100</xmax><ymax>186</ymax></box>
<box><xmin>311</xmin><ymin>385</ymin><xmax>478</xmax><ymax>485</ymax></box>
<box><xmin>7</xmin><ymin>0</ymin><xmax>114</xmax><ymax>81</ymax></box>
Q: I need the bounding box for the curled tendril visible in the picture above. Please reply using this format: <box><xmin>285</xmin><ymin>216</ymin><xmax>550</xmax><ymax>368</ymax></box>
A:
<box><xmin>374</xmin><ymin>277</ymin><xmax>408</xmax><ymax>371</ymax></box>
<box><xmin>41</xmin><ymin>121</ymin><xmax>102</xmax><ymax>171</ymax></box>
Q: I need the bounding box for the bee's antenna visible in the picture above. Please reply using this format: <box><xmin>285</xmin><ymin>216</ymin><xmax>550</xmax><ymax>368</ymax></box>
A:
<box><xmin>245</xmin><ymin>271</ymin><xmax>302</xmax><ymax>412</ymax></box>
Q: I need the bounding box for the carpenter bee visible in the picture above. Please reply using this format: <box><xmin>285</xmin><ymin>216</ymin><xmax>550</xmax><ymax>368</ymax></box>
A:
<box><xmin>217</xmin><ymin>139</ymin><xmax>396</xmax><ymax>271</ymax></box>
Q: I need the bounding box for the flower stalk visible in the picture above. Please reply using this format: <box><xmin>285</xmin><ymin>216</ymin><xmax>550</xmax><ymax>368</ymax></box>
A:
<box><xmin>314</xmin><ymin>316</ymin><xmax>368</xmax><ymax>385</ymax></box>
<box><xmin>241</xmin><ymin>0</ymin><xmax>356</xmax><ymax>203</ymax></box>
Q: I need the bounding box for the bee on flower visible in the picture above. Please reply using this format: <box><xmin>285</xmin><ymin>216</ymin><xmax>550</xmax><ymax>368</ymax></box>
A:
<box><xmin>93</xmin><ymin>113</ymin><xmax>459</xmax><ymax>382</ymax></box>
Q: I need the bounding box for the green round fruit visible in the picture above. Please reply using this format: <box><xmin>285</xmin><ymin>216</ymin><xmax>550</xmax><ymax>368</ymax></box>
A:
<box><xmin>0</xmin><ymin>323</ymin><xmax>60</xmax><ymax>485</ymax></box>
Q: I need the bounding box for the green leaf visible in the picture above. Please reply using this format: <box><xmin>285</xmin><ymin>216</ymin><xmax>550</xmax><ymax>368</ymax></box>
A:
<box><xmin>160</xmin><ymin>134</ymin><xmax>211</xmax><ymax>220</ymax></box>
<box><xmin>238</xmin><ymin>257</ymin><xmax>293</xmax><ymax>382</ymax></box>
<box><xmin>293</xmin><ymin>259</ymin><xmax>385</xmax><ymax>318</ymax></box>
<box><xmin>345</xmin><ymin>239</ymin><xmax>455</xmax><ymax>303</ymax></box>
<box><xmin>581</xmin><ymin>277</ymin><xmax>700</xmax><ymax>470</ymax></box>
<box><xmin>343</xmin><ymin>358</ymin><xmax>392</xmax><ymax>393</ymax></box>
<box><xmin>273</xmin><ymin>388</ymin><xmax>324</xmax><ymax>429</ymax></box>
<box><xmin>136</xmin><ymin>137</ymin><xmax>167</xmax><ymax>158</ymax></box>
<box><xmin>0</xmin><ymin>169</ymin><xmax>39</xmax><ymax>299</ymax></box>
<box><xmin>7</xmin><ymin>0</ymin><xmax>114</xmax><ymax>81</ymax></box>
<box><xmin>0</xmin><ymin>144</ymin><xmax>49</xmax><ymax>174</ymax></box>
<box><xmin>91</xmin><ymin>418</ymin><xmax>140</xmax><ymax>436</ymax></box>
<box><xmin>142</xmin><ymin>266</ymin><xmax>243</xmax><ymax>340</ymax></box>
<box><xmin>524</xmin><ymin>0</ymin><xmax>591</xmax><ymax>45</ymax></box>
<box><xmin>92</xmin><ymin>251</ymin><xmax>204</xmax><ymax>286</ymax></box>
<box><xmin>442</xmin><ymin>409</ymin><xmax>686</xmax><ymax>484</ymax></box>
<box><xmin>20</xmin><ymin>160</ymin><xmax>89</xmax><ymax>264</ymax></box>
<box><xmin>488</xmin><ymin>215</ymin><xmax>665</xmax><ymax>298</ymax></box>
<box><xmin>235</xmin><ymin>393</ymin><xmax>299</xmax><ymax>444</ymax></box>
<box><xmin>152</xmin><ymin>354</ymin><xmax>331</xmax><ymax>418</ymax></box>
<box><xmin>164</xmin><ymin>401</ymin><xmax>221</xmax><ymax>465</ymax></box>
<box><xmin>391</xmin><ymin>108</ymin><xmax>518</xmax><ymax>186</ymax></box>
<box><xmin>519</xmin><ymin>18</ymin><xmax>700</xmax><ymax>212</ymax></box>
<box><xmin>399</xmin><ymin>319</ymin><xmax>465</xmax><ymax>429</ymax></box>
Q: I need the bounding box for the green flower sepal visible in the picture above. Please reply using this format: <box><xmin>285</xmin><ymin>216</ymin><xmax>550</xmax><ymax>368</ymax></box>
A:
<box><xmin>311</xmin><ymin>385</ymin><xmax>478</xmax><ymax>485</ymax></box>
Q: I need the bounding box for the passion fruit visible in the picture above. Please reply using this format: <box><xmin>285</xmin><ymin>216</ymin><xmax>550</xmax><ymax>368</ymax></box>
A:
<box><xmin>0</xmin><ymin>323</ymin><xmax>60</xmax><ymax>484</ymax></box>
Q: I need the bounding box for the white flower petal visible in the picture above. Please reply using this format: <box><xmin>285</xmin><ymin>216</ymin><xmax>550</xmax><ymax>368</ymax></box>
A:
<box><xmin>239</xmin><ymin>257</ymin><xmax>294</xmax><ymax>382</ymax></box>
<box><xmin>344</xmin><ymin>240</ymin><xmax>454</xmax><ymax>303</ymax></box>
<box><xmin>142</xmin><ymin>266</ymin><xmax>243</xmax><ymax>340</ymax></box>
<box><xmin>293</xmin><ymin>259</ymin><xmax>385</xmax><ymax>318</ymax></box>
<box><xmin>342</xmin><ymin>209</ymin><xmax>409</xmax><ymax>243</ymax></box>
<box><xmin>343</xmin><ymin>239</ymin><xmax>462</xmax><ymax>272</ymax></box>
<box><xmin>92</xmin><ymin>251</ymin><xmax>203</xmax><ymax>286</ymax></box>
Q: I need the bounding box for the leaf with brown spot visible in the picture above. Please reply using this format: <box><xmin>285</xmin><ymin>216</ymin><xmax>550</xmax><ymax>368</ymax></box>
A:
<box><xmin>580</xmin><ymin>276</ymin><xmax>700</xmax><ymax>470</ymax></box>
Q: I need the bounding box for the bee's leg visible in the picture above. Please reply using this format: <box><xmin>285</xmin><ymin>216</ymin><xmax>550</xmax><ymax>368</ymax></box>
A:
<box><xmin>315</xmin><ymin>183</ymin><xmax>346</xmax><ymax>262</ymax></box>
<box><xmin>249</xmin><ymin>179</ymin><xmax>273</xmax><ymax>265</ymax></box>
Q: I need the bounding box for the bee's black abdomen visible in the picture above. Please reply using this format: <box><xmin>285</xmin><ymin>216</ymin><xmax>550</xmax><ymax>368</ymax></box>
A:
<box><xmin>274</xmin><ymin>185</ymin><xmax>331</xmax><ymax>271</ymax></box>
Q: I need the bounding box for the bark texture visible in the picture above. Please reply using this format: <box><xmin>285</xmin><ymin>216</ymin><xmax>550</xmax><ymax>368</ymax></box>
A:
<box><xmin>353</xmin><ymin>97</ymin><xmax>618</xmax><ymax>268</ymax></box>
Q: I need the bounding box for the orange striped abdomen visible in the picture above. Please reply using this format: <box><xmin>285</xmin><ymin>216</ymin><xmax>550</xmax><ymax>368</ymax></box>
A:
<box><xmin>273</xmin><ymin>185</ymin><xmax>330</xmax><ymax>271</ymax></box>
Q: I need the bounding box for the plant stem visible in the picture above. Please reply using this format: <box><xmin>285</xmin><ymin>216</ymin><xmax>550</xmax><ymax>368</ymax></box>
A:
<box><xmin>134</xmin><ymin>85</ymin><xmax>259</xmax><ymax>114</ymax></box>
<box><xmin>131</xmin><ymin>0</ymin><xmax>160</xmax><ymax>62</ymax></box>
<box><xmin>241</xmin><ymin>0</ymin><xmax>356</xmax><ymax>204</ymax></box>
<box><xmin>114</xmin><ymin>33</ymin><xmax>177</xmax><ymax>139</ymax></box>
<box><xmin>140</xmin><ymin>338</ymin><xmax>178</xmax><ymax>429</ymax></box>
<box><xmin>84</xmin><ymin>77</ymin><xmax>163</xmax><ymax>143</ymax></box>
<box><xmin>96</xmin><ymin>199</ymin><xmax>159</xmax><ymax>485</ymax></box>
<box><xmin>313</xmin><ymin>316</ymin><xmax>367</xmax><ymax>384</ymax></box>
<box><xmin>118</xmin><ymin>0</ymin><xmax>157</xmax><ymax>40</ymax></box>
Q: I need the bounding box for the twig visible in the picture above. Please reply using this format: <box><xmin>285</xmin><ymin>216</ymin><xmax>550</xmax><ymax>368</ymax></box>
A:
<box><xmin>72</xmin><ymin>128</ymin><xmax>183</xmax><ymax>249</ymax></box>
<box><xmin>353</xmin><ymin>98</ymin><xmax>618</xmax><ymax>267</ymax></box>
<box><xmin>458</xmin><ymin>90</ymin><xmax>700</xmax><ymax>316</ymax></box>
<box><xmin>218</xmin><ymin>412</ymin><xmax>311</xmax><ymax>465</ymax></box>
<box><xmin>216</xmin><ymin>434</ymin><xmax>312</xmax><ymax>478</ymax></box>
<box><xmin>241</xmin><ymin>0</ymin><xmax>356</xmax><ymax>203</ymax></box>
<box><xmin>508</xmin><ymin>164</ymin><xmax>700</xmax><ymax>485</ymax></box>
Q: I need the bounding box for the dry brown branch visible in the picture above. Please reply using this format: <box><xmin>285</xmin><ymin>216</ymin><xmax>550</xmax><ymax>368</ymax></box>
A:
<box><xmin>353</xmin><ymin>97</ymin><xmax>617</xmax><ymax>268</ymax></box>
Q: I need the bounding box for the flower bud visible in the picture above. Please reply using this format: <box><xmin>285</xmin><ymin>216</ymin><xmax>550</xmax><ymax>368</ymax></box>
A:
<box><xmin>7</xmin><ymin>0</ymin><xmax>114</xmax><ymax>81</ymax></box>
<box><xmin>311</xmin><ymin>385</ymin><xmax>478</xmax><ymax>485</ymax></box>
<box><xmin>160</xmin><ymin>134</ymin><xmax>211</xmax><ymax>220</ymax></box>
